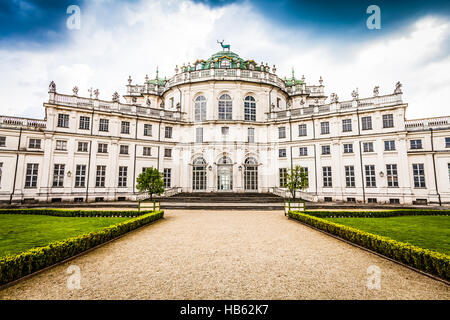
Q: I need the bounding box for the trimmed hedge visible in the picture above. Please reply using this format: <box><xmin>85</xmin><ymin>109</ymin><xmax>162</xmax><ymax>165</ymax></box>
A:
<box><xmin>304</xmin><ymin>209</ymin><xmax>449</xmax><ymax>218</ymax></box>
<box><xmin>0</xmin><ymin>208</ymin><xmax>152</xmax><ymax>218</ymax></box>
<box><xmin>288</xmin><ymin>211</ymin><xmax>450</xmax><ymax>280</ymax></box>
<box><xmin>0</xmin><ymin>210</ymin><xmax>164</xmax><ymax>285</ymax></box>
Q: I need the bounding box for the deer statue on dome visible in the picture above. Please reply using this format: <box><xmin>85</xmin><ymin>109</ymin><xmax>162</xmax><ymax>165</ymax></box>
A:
<box><xmin>217</xmin><ymin>40</ymin><xmax>230</xmax><ymax>52</ymax></box>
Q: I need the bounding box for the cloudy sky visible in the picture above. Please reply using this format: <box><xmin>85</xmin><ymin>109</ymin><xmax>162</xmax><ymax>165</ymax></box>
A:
<box><xmin>1</xmin><ymin>0</ymin><xmax>449</xmax><ymax>119</ymax></box>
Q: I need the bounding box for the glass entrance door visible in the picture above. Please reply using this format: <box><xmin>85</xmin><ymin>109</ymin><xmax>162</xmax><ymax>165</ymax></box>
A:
<box><xmin>217</xmin><ymin>166</ymin><xmax>233</xmax><ymax>191</ymax></box>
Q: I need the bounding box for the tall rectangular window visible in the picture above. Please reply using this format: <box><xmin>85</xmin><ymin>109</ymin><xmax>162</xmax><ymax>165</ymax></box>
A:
<box><xmin>75</xmin><ymin>164</ymin><xmax>86</xmax><ymax>187</ymax></box>
<box><xmin>79</xmin><ymin>116</ymin><xmax>90</xmax><ymax>130</ymax></box>
<box><xmin>0</xmin><ymin>137</ymin><xmax>5</xmax><ymax>147</ymax></box>
<box><xmin>25</xmin><ymin>163</ymin><xmax>39</xmax><ymax>188</ymax></box>
<box><xmin>196</xmin><ymin>127</ymin><xmax>203</xmax><ymax>143</ymax></box>
<box><xmin>363</xmin><ymin>142</ymin><xmax>374</xmax><ymax>152</ymax></box>
<box><xmin>121</xmin><ymin>121</ymin><xmax>130</xmax><ymax>134</ymax></box>
<box><xmin>247</xmin><ymin>128</ymin><xmax>255</xmax><ymax>143</ymax></box>
<box><xmin>55</xmin><ymin>140</ymin><xmax>67</xmax><ymax>151</ymax></box>
<box><xmin>118</xmin><ymin>166</ymin><xmax>127</xmax><ymax>187</ymax></box>
<box><xmin>96</xmin><ymin>165</ymin><xmax>106</xmax><ymax>187</ymax></box>
<box><xmin>384</xmin><ymin>140</ymin><xmax>396</xmax><ymax>151</ymax></box>
<box><xmin>382</xmin><ymin>114</ymin><xmax>394</xmax><ymax>128</ymax></box>
<box><xmin>321</xmin><ymin>145</ymin><xmax>330</xmax><ymax>155</ymax></box>
<box><xmin>410</xmin><ymin>139</ymin><xmax>422</xmax><ymax>149</ymax></box>
<box><xmin>57</xmin><ymin>114</ymin><xmax>69</xmax><ymax>128</ymax></box>
<box><xmin>119</xmin><ymin>145</ymin><xmax>129</xmax><ymax>155</ymax></box>
<box><xmin>365</xmin><ymin>165</ymin><xmax>376</xmax><ymax>187</ymax></box>
<box><xmin>344</xmin><ymin>166</ymin><xmax>355</xmax><ymax>188</ymax></box>
<box><xmin>342</xmin><ymin>119</ymin><xmax>352</xmax><ymax>132</ymax></box>
<box><xmin>279</xmin><ymin>148</ymin><xmax>287</xmax><ymax>158</ymax></box>
<box><xmin>279</xmin><ymin>168</ymin><xmax>287</xmax><ymax>187</ymax></box>
<box><xmin>299</xmin><ymin>147</ymin><xmax>307</xmax><ymax>156</ymax></box>
<box><xmin>144</xmin><ymin>124</ymin><xmax>152</xmax><ymax>136</ymax></box>
<box><xmin>143</xmin><ymin>147</ymin><xmax>151</xmax><ymax>156</ymax></box>
<box><xmin>28</xmin><ymin>139</ymin><xmax>41</xmax><ymax>149</ymax></box>
<box><xmin>98</xmin><ymin>143</ymin><xmax>108</xmax><ymax>153</ymax></box>
<box><xmin>301</xmin><ymin>167</ymin><xmax>309</xmax><ymax>187</ymax></box>
<box><xmin>386</xmin><ymin>164</ymin><xmax>399</xmax><ymax>187</ymax></box>
<box><xmin>278</xmin><ymin>127</ymin><xmax>286</xmax><ymax>139</ymax></box>
<box><xmin>320</xmin><ymin>122</ymin><xmax>330</xmax><ymax>134</ymax></box>
<box><xmin>412</xmin><ymin>163</ymin><xmax>426</xmax><ymax>188</ymax></box>
<box><xmin>298</xmin><ymin>124</ymin><xmax>307</xmax><ymax>136</ymax></box>
<box><xmin>163</xmin><ymin>168</ymin><xmax>171</xmax><ymax>188</ymax></box>
<box><xmin>165</xmin><ymin>127</ymin><xmax>173</xmax><ymax>138</ymax></box>
<box><xmin>52</xmin><ymin>164</ymin><xmax>65</xmax><ymax>187</ymax></box>
<box><xmin>361</xmin><ymin>116</ymin><xmax>372</xmax><ymax>130</ymax></box>
<box><xmin>78</xmin><ymin>141</ymin><xmax>88</xmax><ymax>152</ymax></box>
<box><xmin>446</xmin><ymin>137</ymin><xmax>450</xmax><ymax>148</ymax></box>
<box><xmin>323</xmin><ymin>166</ymin><xmax>332</xmax><ymax>187</ymax></box>
<box><xmin>343</xmin><ymin>143</ymin><xmax>353</xmax><ymax>153</ymax></box>
<box><xmin>99</xmin><ymin>119</ymin><xmax>109</xmax><ymax>132</ymax></box>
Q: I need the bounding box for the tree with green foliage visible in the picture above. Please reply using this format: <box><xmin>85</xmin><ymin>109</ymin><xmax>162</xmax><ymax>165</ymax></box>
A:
<box><xmin>285</xmin><ymin>165</ymin><xmax>309</xmax><ymax>201</ymax></box>
<box><xmin>136</xmin><ymin>167</ymin><xmax>165</xmax><ymax>201</ymax></box>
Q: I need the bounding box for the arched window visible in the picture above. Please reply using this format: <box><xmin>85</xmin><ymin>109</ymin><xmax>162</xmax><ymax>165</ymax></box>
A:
<box><xmin>218</xmin><ymin>156</ymin><xmax>232</xmax><ymax>164</ymax></box>
<box><xmin>196</xmin><ymin>63</ymin><xmax>202</xmax><ymax>71</ymax></box>
<box><xmin>244</xmin><ymin>96</ymin><xmax>256</xmax><ymax>121</ymax></box>
<box><xmin>220</xmin><ymin>59</ymin><xmax>230</xmax><ymax>68</ymax></box>
<box><xmin>193</xmin><ymin>157</ymin><xmax>207</xmax><ymax>190</ymax></box>
<box><xmin>194</xmin><ymin>96</ymin><xmax>206</xmax><ymax>121</ymax></box>
<box><xmin>244</xmin><ymin>157</ymin><xmax>258</xmax><ymax>190</ymax></box>
<box><xmin>218</xmin><ymin>94</ymin><xmax>232</xmax><ymax>120</ymax></box>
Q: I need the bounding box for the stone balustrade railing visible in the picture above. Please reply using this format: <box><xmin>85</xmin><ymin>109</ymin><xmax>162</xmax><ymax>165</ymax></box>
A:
<box><xmin>405</xmin><ymin>117</ymin><xmax>450</xmax><ymax>130</ymax></box>
<box><xmin>0</xmin><ymin>116</ymin><xmax>46</xmax><ymax>129</ymax></box>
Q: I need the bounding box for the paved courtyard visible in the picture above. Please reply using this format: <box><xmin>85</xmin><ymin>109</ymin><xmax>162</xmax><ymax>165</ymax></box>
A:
<box><xmin>0</xmin><ymin>210</ymin><xmax>448</xmax><ymax>300</ymax></box>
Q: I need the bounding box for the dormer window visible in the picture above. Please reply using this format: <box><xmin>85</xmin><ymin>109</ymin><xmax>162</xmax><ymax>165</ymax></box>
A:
<box><xmin>196</xmin><ymin>63</ymin><xmax>202</xmax><ymax>71</ymax></box>
<box><xmin>249</xmin><ymin>64</ymin><xmax>255</xmax><ymax>70</ymax></box>
<box><xmin>220</xmin><ymin>59</ymin><xmax>230</xmax><ymax>68</ymax></box>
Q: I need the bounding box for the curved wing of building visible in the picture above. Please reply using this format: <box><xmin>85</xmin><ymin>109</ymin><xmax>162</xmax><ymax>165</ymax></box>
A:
<box><xmin>0</xmin><ymin>48</ymin><xmax>449</xmax><ymax>205</ymax></box>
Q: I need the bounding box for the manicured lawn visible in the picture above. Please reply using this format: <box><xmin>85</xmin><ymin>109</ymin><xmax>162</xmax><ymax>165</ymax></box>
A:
<box><xmin>325</xmin><ymin>215</ymin><xmax>450</xmax><ymax>255</ymax></box>
<box><xmin>0</xmin><ymin>214</ymin><xmax>130</xmax><ymax>257</ymax></box>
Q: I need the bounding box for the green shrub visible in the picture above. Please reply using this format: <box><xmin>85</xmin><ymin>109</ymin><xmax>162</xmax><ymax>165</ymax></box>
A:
<box><xmin>288</xmin><ymin>211</ymin><xmax>450</xmax><ymax>280</ymax></box>
<box><xmin>304</xmin><ymin>209</ymin><xmax>449</xmax><ymax>218</ymax></box>
<box><xmin>0</xmin><ymin>208</ymin><xmax>153</xmax><ymax>218</ymax></box>
<box><xmin>0</xmin><ymin>210</ymin><xmax>164</xmax><ymax>285</ymax></box>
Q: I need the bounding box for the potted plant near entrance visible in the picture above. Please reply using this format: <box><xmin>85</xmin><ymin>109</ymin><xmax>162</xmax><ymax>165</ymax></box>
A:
<box><xmin>136</xmin><ymin>167</ymin><xmax>165</xmax><ymax>211</ymax></box>
<box><xmin>283</xmin><ymin>165</ymin><xmax>308</xmax><ymax>215</ymax></box>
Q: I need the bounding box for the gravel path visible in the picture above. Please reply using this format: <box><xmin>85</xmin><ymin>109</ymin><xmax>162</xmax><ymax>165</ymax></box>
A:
<box><xmin>1</xmin><ymin>210</ymin><xmax>448</xmax><ymax>300</ymax></box>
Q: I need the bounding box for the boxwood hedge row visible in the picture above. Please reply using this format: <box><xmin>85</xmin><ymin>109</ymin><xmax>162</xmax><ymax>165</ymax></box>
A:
<box><xmin>0</xmin><ymin>210</ymin><xmax>164</xmax><ymax>286</ymax></box>
<box><xmin>304</xmin><ymin>209</ymin><xmax>449</xmax><ymax>218</ymax></box>
<box><xmin>288</xmin><ymin>211</ymin><xmax>450</xmax><ymax>280</ymax></box>
<box><xmin>0</xmin><ymin>208</ymin><xmax>151</xmax><ymax>217</ymax></box>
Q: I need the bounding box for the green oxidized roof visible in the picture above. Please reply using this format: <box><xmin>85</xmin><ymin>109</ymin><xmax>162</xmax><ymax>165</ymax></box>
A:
<box><xmin>285</xmin><ymin>79</ymin><xmax>304</xmax><ymax>87</ymax></box>
<box><xmin>187</xmin><ymin>50</ymin><xmax>266</xmax><ymax>72</ymax></box>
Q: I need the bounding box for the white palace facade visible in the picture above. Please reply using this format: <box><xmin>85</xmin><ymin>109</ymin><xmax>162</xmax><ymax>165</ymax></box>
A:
<box><xmin>0</xmin><ymin>48</ymin><xmax>449</xmax><ymax>205</ymax></box>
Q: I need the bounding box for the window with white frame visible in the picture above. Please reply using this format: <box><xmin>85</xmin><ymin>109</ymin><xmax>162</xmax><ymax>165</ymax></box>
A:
<box><xmin>278</xmin><ymin>127</ymin><xmax>286</xmax><ymax>139</ymax></box>
<box><xmin>192</xmin><ymin>158</ymin><xmax>207</xmax><ymax>190</ymax></box>
<box><xmin>279</xmin><ymin>148</ymin><xmax>286</xmax><ymax>158</ymax></box>
<box><xmin>99</xmin><ymin>119</ymin><xmax>109</xmax><ymax>132</ymax></box>
<box><xmin>321</xmin><ymin>145</ymin><xmax>331</xmax><ymax>155</ymax></box>
<box><xmin>163</xmin><ymin>168</ymin><xmax>171</xmax><ymax>188</ymax></box>
<box><xmin>79</xmin><ymin>116</ymin><xmax>90</xmax><ymax>130</ymax></box>
<box><xmin>220</xmin><ymin>58</ymin><xmax>230</xmax><ymax>68</ymax></box>
<box><xmin>363</xmin><ymin>142</ymin><xmax>374</xmax><ymax>152</ymax></box>
<box><xmin>196</xmin><ymin>127</ymin><xmax>203</xmax><ymax>143</ymax></box>
<box><xmin>165</xmin><ymin>127</ymin><xmax>173</xmax><ymax>139</ymax></box>
<box><xmin>446</xmin><ymin>137</ymin><xmax>450</xmax><ymax>148</ymax></box>
<box><xmin>52</xmin><ymin>164</ymin><xmax>65</xmax><ymax>187</ymax></box>
<box><xmin>244</xmin><ymin>96</ymin><xmax>256</xmax><ymax>121</ymax></box>
<box><xmin>412</xmin><ymin>163</ymin><xmax>426</xmax><ymax>188</ymax></box>
<box><xmin>247</xmin><ymin>128</ymin><xmax>255</xmax><ymax>143</ymax></box>
<box><xmin>57</xmin><ymin>114</ymin><xmax>69</xmax><ymax>128</ymax></box>
<box><xmin>218</xmin><ymin>94</ymin><xmax>232</xmax><ymax>120</ymax></box>
<box><xmin>299</xmin><ymin>147</ymin><xmax>307</xmax><ymax>156</ymax></box>
<box><xmin>0</xmin><ymin>136</ymin><xmax>5</xmax><ymax>147</ymax></box>
<box><xmin>386</xmin><ymin>164</ymin><xmax>399</xmax><ymax>187</ymax></box>
<box><xmin>78</xmin><ymin>141</ymin><xmax>88</xmax><ymax>152</ymax></box>
<box><xmin>323</xmin><ymin>166</ymin><xmax>332</xmax><ymax>187</ymax></box>
<box><xmin>25</xmin><ymin>163</ymin><xmax>39</xmax><ymax>188</ymax></box>
<box><xmin>361</xmin><ymin>116</ymin><xmax>372</xmax><ymax>130</ymax></box>
<box><xmin>320</xmin><ymin>121</ymin><xmax>330</xmax><ymax>134</ymax></box>
<box><xmin>144</xmin><ymin>124</ymin><xmax>152</xmax><ymax>136</ymax></box>
<box><xmin>410</xmin><ymin>139</ymin><xmax>422</xmax><ymax>149</ymax></box>
<box><xmin>143</xmin><ymin>147</ymin><xmax>151</xmax><ymax>156</ymax></box>
<box><xmin>121</xmin><ymin>121</ymin><xmax>130</xmax><ymax>134</ymax></box>
<box><xmin>365</xmin><ymin>165</ymin><xmax>376</xmax><ymax>187</ymax></box>
<box><xmin>342</xmin><ymin>119</ymin><xmax>352</xmax><ymax>132</ymax></box>
<box><xmin>279</xmin><ymin>168</ymin><xmax>287</xmax><ymax>187</ymax></box>
<box><xmin>118</xmin><ymin>166</ymin><xmax>127</xmax><ymax>187</ymax></box>
<box><xmin>55</xmin><ymin>140</ymin><xmax>67</xmax><ymax>151</ymax></box>
<box><xmin>28</xmin><ymin>139</ymin><xmax>41</xmax><ymax>149</ymax></box>
<box><xmin>298</xmin><ymin>124</ymin><xmax>307</xmax><ymax>136</ymax></box>
<box><xmin>345</xmin><ymin>166</ymin><xmax>355</xmax><ymax>187</ymax></box>
<box><xmin>384</xmin><ymin>140</ymin><xmax>396</xmax><ymax>151</ymax></box>
<box><xmin>74</xmin><ymin>164</ymin><xmax>86</xmax><ymax>187</ymax></box>
<box><xmin>382</xmin><ymin>114</ymin><xmax>394</xmax><ymax>128</ymax></box>
<box><xmin>98</xmin><ymin>143</ymin><xmax>108</xmax><ymax>153</ymax></box>
<box><xmin>343</xmin><ymin>143</ymin><xmax>353</xmax><ymax>153</ymax></box>
<box><xmin>96</xmin><ymin>165</ymin><xmax>106</xmax><ymax>187</ymax></box>
<box><xmin>119</xmin><ymin>145</ymin><xmax>129</xmax><ymax>155</ymax></box>
<box><xmin>164</xmin><ymin>148</ymin><xmax>172</xmax><ymax>158</ymax></box>
<box><xmin>195</xmin><ymin>96</ymin><xmax>207</xmax><ymax>121</ymax></box>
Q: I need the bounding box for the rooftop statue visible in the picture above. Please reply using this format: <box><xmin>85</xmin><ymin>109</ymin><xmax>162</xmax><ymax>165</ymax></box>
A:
<box><xmin>217</xmin><ymin>40</ymin><xmax>230</xmax><ymax>52</ymax></box>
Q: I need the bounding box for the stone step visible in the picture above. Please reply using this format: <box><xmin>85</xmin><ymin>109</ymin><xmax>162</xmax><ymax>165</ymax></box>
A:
<box><xmin>160</xmin><ymin>202</ymin><xmax>284</xmax><ymax>210</ymax></box>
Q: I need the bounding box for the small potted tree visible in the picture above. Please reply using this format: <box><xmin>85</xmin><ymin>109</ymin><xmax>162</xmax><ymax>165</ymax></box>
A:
<box><xmin>136</xmin><ymin>167</ymin><xmax>165</xmax><ymax>211</ymax></box>
<box><xmin>284</xmin><ymin>165</ymin><xmax>309</xmax><ymax>215</ymax></box>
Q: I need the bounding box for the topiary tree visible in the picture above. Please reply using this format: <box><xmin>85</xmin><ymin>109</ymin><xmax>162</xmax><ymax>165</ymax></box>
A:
<box><xmin>136</xmin><ymin>167</ymin><xmax>165</xmax><ymax>201</ymax></box>
<box><xmin>285</xmin><ymin>165</ymin><xmax>309</xmax><ymax>201</ymax></box>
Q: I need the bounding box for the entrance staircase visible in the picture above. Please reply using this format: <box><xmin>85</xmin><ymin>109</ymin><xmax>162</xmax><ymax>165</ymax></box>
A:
<box><xmin>157</xmin><ymin>192</ymin><xmax>285</xmax><ymax>210</ymax></box>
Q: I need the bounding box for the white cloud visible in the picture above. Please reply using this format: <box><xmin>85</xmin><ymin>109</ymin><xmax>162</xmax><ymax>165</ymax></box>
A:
<box><xmin>0</xmin><ymin>0</ymin><xmax>449</xmax><ymax>120</ymax></box>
